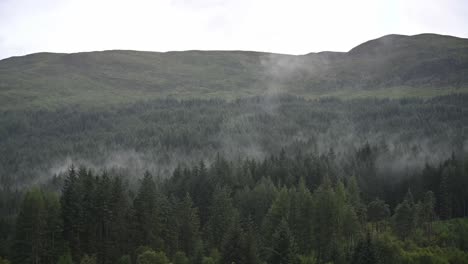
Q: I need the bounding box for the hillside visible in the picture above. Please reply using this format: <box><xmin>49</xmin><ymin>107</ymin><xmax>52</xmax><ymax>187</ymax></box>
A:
<box><xmin>1</xmin><ymin>33</ymin><xmax>468</xmax><ymax>110</ymax></box>
<box><xmin>1</xmin><ymin>33</ymin><xmax>468</xmax><ymax>264</ymax></box>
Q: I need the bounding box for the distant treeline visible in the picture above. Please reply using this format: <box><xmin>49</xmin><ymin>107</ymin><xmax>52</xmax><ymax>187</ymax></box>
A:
<box><xmin>1</xmin><ymin>94</ymin><xmax>467</xmax><ymax>188</ymax></box>
<box><xmin>1</xmin><ymin>148</ymin><xmax>468</xmax><ymax>264</ymax></box>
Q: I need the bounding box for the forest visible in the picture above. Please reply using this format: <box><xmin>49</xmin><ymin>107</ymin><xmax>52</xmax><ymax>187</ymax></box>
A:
<box><xmin>1</xmin><ymin>37</ymin><xmax>468</xmax><ymax>263</ymax></box>
<box><xmin>1</xmin><ymin>147</ymin><xmax>468</xmax><ymax>264</ymax></box>
<box><xmin>0</xmin><ymin>94</ymin><xmax>467</xmax><ymax>263</ymax></box>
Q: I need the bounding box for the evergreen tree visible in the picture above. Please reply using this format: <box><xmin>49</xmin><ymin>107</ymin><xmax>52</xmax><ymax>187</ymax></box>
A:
<box><xmin>12</xmin><ymin>188</ymin><xmax>46</xmax><ymax>264</ymax></box>
<box><xmin>268</xmin><ymin>218</ymin><xmax>297</xmax><ymax>264</ymax></box>
<box><xmin>221</xmin><ymin>221</ymin><xmax>246</xmax><ymax>264</ymax></box>
<box><xmin>290</xmin><ymin>179</ymin><xmax>314</xmax><ymax>255</ymax></box>
<box><xmin>77</xmin><ymin>167</ymin><xmax>96</xmax><ymax>257</ymax></box>
<box><xmin>439</xmin><ymin>169</ymin><xmax>452</xmax><ymax>220</ymax></box>
<box><xmin>312</xmin><ymin>184</ymin><xmax>340</xmax><ymax>263</ymax></box>
<box><xmin>243</xmin><ymin>217</ymin><xmax>260</xmax><ymax>264</ymax></box>
<box><xmin>351</xmin><ymin>234</ymin><xmax>376</xmax><ymax>264</ymax></box>
<box><xmin>109</xmin><ymin>177</ymin><xmax>131</xmax><ymax>262</ymax></box>
<box><xmin>42</xmin><ymin>192</ymin><xmax>64</xmax><ymax>264</ymax></box>
<box><xmin>204</xmin><ymin>186</ymin><xmax>236</xmax><ymax>249</ymax></box>
<box><xmin>177</xmin><ymin>193</ymin><xmax>201</xmax><ymax>258</ymax></box>
<box><xmin>61</xmin><ymin>165</ymin><xmax>82</xmax><ymax>262</ymax></box>
<box><xmin>262</xmin><ymin>187</ymin><xmax>291</xmax><ymax>248</ymax></box>
<box><xmin>95</xmin><ymin>172</ymin><xmax>113</xmax><ymax>264</ymax></box>
<box><xmin>133</xmin><ymin>172</ymin><xmax>163</xmax><ymax>249</ymax></box>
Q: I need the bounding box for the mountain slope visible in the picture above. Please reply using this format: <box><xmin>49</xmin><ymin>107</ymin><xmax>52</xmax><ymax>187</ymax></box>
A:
<box><xmin>1</xmin><ymin>33</ymin><xmax>468</xmax><ymax>110</ymax></box>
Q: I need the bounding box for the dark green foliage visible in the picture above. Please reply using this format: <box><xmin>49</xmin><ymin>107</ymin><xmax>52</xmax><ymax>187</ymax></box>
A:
<box><xmin>268</xmin><ymin>218</ymin><xmax>297</xmax><ymax>264</ymax></box>
<box><xmin>133</xmin><ymin>172</ymin><xmax>164</xmax><ymax>250</ymax></box>
<box><xmin>60</xmin><ymin>166</ymin><xmax>82</xmax><ymax>262</ymax></box>
<box><xmin>2</xmin><ymin>150</ymin><xmax>468</xmax><ymax>263</ymax></box>
<box><xmin>221</xmin><ymin>221</ymin><xmax>246</xmax><ymax>264</ymax></box>
<box><xmin>117</xmin><ymin>255</ymin><xmax>132</xmax><ymax>264</ymax></box>
<box><xmin>368</xmin><ymin>199</ymin><xmax>390</xmax><ymax>223</ymax></box>
<box><xmin>136</xmin><ymin>250</ymin><xmax>169</xmax><ymax>264</ymax></box>
<box><xmin>204</xmin><ymin>186</ymin><xmax>237</xmax><ymax>249</ymax></box>
<box><xmin>351</xmin><ymin>234</ymin><xmax>376</xmax><ymax>264</ymax></box>
<box><xmin>174</xmin><ymin>194</ymin><xmax>200</xmax><ymax>257</ymax></box>
<box><xmin>393</xmin><ymin>199</ymin><xmax>416</xmax><ymax>239</ymax></box>
<box><xmin>172</xmin><ymin>251</ymin><xmax>189</xmax><ymax>264</ymax></box>
<box><xmin>11</xmin><ymin>188</ymin><xmax>63</xmax><ymax>264</ymax></box>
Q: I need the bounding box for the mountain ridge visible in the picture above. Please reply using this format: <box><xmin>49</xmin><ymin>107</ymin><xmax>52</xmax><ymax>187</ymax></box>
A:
<box><xmin>1</xmin><ymin>33</ymin><xmax>468</xmax><ymax>110</ymax></box>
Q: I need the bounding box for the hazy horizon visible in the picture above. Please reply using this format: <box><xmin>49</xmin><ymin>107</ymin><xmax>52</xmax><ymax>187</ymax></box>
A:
<box><xmin>1</xmin><ymin>0</ymin><xmax>467</xmax><ymax>60</ymax></box>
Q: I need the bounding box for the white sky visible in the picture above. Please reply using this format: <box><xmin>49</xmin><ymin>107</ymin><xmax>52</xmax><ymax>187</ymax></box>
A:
<box><xmin>0</xmin><ymin>0</ymin><xmax>467</xmax><ymax>59</ymax></box>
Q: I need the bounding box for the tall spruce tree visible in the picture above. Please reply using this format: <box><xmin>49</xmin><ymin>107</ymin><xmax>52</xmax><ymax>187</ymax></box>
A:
<box><xmin>133</xmin><ymin>172</ymin><xmax>162</xmax><ymax>249</ymax></box>
<box><xmin>12</xmin><ymin>188</ymin><xmax>46</xmax><ymax>264</ymax></box>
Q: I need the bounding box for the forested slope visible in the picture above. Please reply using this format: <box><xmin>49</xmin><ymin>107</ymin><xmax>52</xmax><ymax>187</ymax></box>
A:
<box><xmin>1</xmin><ymin>95</ymin><xmax>467</xmax><ymax>187</ymax></box>
<box><xmin>1</xmin><ymin>33</ymin><xmax>468</xmax><ymax>264</ymax></box>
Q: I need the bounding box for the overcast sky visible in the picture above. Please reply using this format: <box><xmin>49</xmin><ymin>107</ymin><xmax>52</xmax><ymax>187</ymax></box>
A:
<box><xmin>0</xmin><ymin>0</ymin><xmax>467</xmax><ymax>59</ymax></box>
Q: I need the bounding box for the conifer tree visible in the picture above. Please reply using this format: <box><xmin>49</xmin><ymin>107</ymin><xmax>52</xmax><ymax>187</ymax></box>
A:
<box><xmin>268</xmin><ymin>218</ymin><xmax>297</xmax><ymax>264</ymax></box>
<box><xmin>61</xmin><ymin>165</ymin><xmax>82</xmax><ymax>262</ymax></box>
<box><xmin>133</xmin><ymin>172</ymin><xmax>162</xmax><ymax>249</ymax></box>
<box><xmin>12</xmin><ymin>188</ymin><xmax>46</xmax><ymax>264</ymax></box>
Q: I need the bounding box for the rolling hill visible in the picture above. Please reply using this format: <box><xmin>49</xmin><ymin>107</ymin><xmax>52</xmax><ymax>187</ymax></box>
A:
<box><xmin>1</xmin><ymin>33</ymin><xmax>468</xmax><ymax>110</ymax></box>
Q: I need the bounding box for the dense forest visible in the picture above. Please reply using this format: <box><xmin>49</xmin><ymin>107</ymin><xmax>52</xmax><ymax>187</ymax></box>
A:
<box><xmin>1</xmin><ymin>94</ymin><xmax>467</xmax><ymax>188</ymax></box>
<box><xmin>1</xmin><ymin>147</ymin><xmax>468</xmax><ymax>264</ymax></box>
<box><xmin>1</xmin><ymin>94</ymin><xmax>468</xmax><ymax>263</ymax></box>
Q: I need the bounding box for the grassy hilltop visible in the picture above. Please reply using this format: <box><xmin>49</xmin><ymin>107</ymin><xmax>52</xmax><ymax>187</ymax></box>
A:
<box><xmin>1</xmin><ymin>33</ymin><xmax>468</xmax><ymax>110</ymax></box>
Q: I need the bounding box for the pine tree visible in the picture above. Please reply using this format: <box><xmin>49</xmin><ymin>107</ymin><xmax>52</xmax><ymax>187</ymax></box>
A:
<box><xmin>12</xmin><ymin>188</ymin><xmax>46</xmax><ymax>264</ymax></box>
<box><xmin>133</xmin><ymin>172</ymin><xmax>162</xmax><ymax>249</ymax></box>
<box><xmin>290</xmin><ymin>179</ymin><xmax>314</xmax><ymax>254</ymax></box>
<box><xmin>109</xmin><ymin>177</ymin><xmax>131</xmax><ymax>261</ymax></box>
<box><xmin>78</xmin><ymin>167</ymin><xmax>96</xmax><ymax>257</ymax></box>
<box><xmin>243</xmin><ymin>217</ymin><xmax>260</xmax><ymax>264</ymax></box>
<box><xmin>439</xmin><ymin>169</ymin><xmax>452</xmax><ymax>220</ymax></box>
<box><xmin>221</xmin><ymin>221</ymin><xmax>246</xmax><ymax>264</ymax></box>
<box><xmin>312</xmin><ymin>184</ymin><xmax>340</xmax><ymax>263</ymax></box>
<box><xmin>177</xmin><ymin>193</ymin><xmax>201</xmax><ymax>258</ymax></box>
<box><xmin>42</xmin><ymin>192</ymin><xmax>64</xmax><ymax>264</ymax></box>
<box><xmin>61</xmin><ymin>165</ymin><xmax>82</xmax><ymax>262</ymax></box>
<box><xmin>268</xmin><ymin>218</ymin><xmax>297</xmax><ymax>264</ymax></box>
<box><xmin>95</xmin><ymin>172</ymin><xmax>113</xmax><ymax>264</ymax></box>
<box><xmin>262</xmin><ymin>187</ymin><xmax>291</xmax><ymax>248</ymax></box>
<box><xmin>204</xmin><ymin>186</ymin><xmax>236</xmax><ymax>249</ymax></box>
